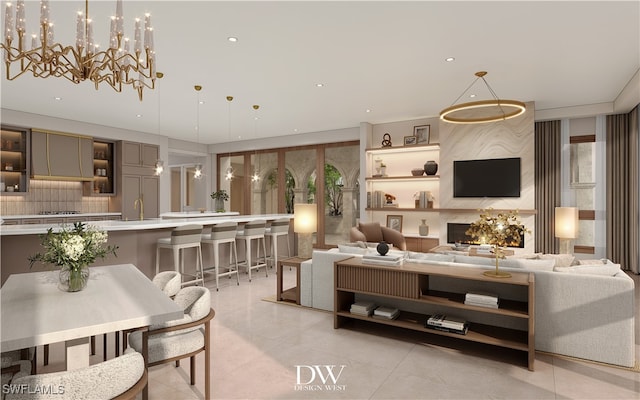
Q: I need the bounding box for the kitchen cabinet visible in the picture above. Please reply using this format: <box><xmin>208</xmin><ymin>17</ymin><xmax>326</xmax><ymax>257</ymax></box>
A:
<box><xmin>0</xmin><ymin>125</ymin><xmax>29</xmax><ymax>194</ymax></box>
<box><xmin>115</xmin><ymin>141</ymin><xmax>160</xmax><ymax>220</ymax></box>
<box><xmin>121</xmin><ymin>141</ymin><xmax>159</xmax><ymax>171</ymax></box>
<box><xmin>83</xmin><ymin>139</ymin><xmax>116</xmax><ymax>196</ymax></box>
<box><xmin>121</xmin><ymin>175</ymin><xmax>159</xmax><ymax>221</ymax></box>
<box><xmin>31</xmin><ymin>130</ymin><xmax>93</xmax><ymax>181</ymax></box>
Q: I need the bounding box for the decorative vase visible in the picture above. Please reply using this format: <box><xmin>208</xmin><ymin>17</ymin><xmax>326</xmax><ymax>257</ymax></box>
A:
<box><xmin>419</xmin><ymin>219</ymin><xmax>429</xmax><ymax>236</ymax></box>
<box><xmin>59</xmin><ymin>266</ymin><xmax>90</xmax><ymax>292</ymax></box>
<box><xmin>215</xmin><ymin>199</ymin><xmax>225</xmax><ymax>212</ymax></box>
<box><xmin>424</xmin><ymin>160</ymin><xmax>438</xmax><ymax>175</ymax></box>
<box><xmin>376</xmin><ymin>241</ymin><xmax>389</xmax><ymax>256</ymax></box>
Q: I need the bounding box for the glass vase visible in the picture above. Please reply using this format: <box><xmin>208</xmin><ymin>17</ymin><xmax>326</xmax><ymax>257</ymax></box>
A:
<box><xmin>59</xmin><ymin>266</ymin><xmax>90</xmax><ymax>292</ymax></box>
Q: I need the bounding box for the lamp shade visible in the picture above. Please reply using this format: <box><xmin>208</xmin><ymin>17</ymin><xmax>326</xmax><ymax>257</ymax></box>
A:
<box><xmin>294</xmin><ymin>203</ymin><xmax>317</xmax><ymax>233</ymax></box>
<box><xmin>555</xmin><ymin>207</ymin><xmax>579</xmax><ymax>239</ymax></box>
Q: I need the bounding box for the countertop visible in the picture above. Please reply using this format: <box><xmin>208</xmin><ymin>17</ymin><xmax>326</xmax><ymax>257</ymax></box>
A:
<box><xmin>0</xmin><ymin>214</ymin><xmax>293</xmax><ymax>236</ymax></box>
<box><xmin>160</xmin><ymin>211</ymin><xmax>239</xmax><ymax>219</ymax></box>
<box><xmin>2</xmin><ymin>212</ymin><xmax>122</xmax><ymax>220</ymax></box>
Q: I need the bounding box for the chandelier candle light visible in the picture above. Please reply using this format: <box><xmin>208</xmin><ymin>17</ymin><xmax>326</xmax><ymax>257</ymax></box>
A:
<box><xmin>2</xmin><ymin>0</ymin><xmax>157</xmax><ymax>100</ymax></box>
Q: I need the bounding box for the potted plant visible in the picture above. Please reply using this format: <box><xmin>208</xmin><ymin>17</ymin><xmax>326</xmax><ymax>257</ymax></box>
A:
<box><xmin>28</xmin><ymin>222</ymin><xmax>118</xmax><ymax>292</ymax></box>
<box><xmin>210</xmin><ymin>189</ymin><xmax>229</xmax><ymax>212</ymax></box>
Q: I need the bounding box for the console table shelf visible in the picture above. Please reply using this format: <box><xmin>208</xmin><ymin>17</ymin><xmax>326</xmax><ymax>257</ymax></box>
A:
<box><xmin>334</xmin><ymin>257</ymin><xmax>535</xmax><ymax>370</ymax></box>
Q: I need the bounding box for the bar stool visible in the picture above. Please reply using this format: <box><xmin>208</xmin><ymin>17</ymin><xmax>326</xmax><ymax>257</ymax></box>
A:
<box><xmin>201</xmin><ymin>222</ymin><xmax>240</xmax><ymax>291</ymax></box>
<box><xmin>265</xmin><ymin>218</ymin><xmax>291</xmax><ymax>269</ymax></box>
<box><xmin>156</xmin><ymin>224</ymin><xmax>204</xmax><ymax>287</ymax></box>
<box><xmin>235</xmin><ymin>220</ymin><xmax>268</xmax><ymax>282</ymax></box>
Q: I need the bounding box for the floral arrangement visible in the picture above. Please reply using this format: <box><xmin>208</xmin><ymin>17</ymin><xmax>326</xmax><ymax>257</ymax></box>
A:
<box><xmin>210</xmin><ymin>189</ymin><xmax>229</xmax><ymax>201</ymax></box>
<box><xmin>29</xmin><ymin>222</ymin><xmax>118</xmax><ymax>274</ymax></box>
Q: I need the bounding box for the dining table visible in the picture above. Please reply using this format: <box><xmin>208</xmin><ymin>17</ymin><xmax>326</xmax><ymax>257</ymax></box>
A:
<box><xmin>1</xmin><ymin>263</ymin><xmax>183</xmax><ymax>399</ymax></box>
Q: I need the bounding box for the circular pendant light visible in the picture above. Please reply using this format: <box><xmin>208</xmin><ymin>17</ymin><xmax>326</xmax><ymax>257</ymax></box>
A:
<box><xmin>440</xmin><ymin>71</ymin><xmax>526</xmax><ymax>124</ymax></box>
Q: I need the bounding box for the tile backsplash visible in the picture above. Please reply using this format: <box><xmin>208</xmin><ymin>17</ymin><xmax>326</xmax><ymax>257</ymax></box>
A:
<box><xmin>0</xmin><ymin>180</ymin><xmax>110</xmax><ymax>215</ymax></box>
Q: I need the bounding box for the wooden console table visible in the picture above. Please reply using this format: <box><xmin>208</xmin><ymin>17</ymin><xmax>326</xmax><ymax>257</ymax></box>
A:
<box><xmin>276</xmin><ymin>256</ymin><xmax>307</xmax><ymax>304</ymax></box>
<box><xmin>334</xmin><ymin>257</ymin><xmax>535</xmax><ymax>370</ymax></box>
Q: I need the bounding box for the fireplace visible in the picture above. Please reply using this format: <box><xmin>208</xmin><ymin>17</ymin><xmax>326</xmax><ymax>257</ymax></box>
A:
<box><xmin>447</xmin><ymin>223</ymin><xmax>525</xmax><ymax>248</ymax></box>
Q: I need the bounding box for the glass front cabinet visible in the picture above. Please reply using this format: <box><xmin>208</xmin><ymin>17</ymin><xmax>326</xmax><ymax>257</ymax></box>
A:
<box><xmin>0</xmin><ymin>125</ymin><xmax>30</xmax><ymax>194</ymax></box>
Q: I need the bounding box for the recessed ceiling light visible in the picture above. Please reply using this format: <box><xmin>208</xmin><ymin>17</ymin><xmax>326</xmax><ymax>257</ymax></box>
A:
<box><xmin>366</xmin><ymin>109</ymin><xmax>371</xmax><ymax>113</ymax></box>
<box><xmin>136</xmin><ymin>114</ymin><xmax>142</xmax><ymax>118</ymax></box>
<box><xmin>445</xmin><ymin>57</ymin><xmax>455</xmax><ymax>62</ymax></box>
<box><xmin>469</xmin><ymin>94</ymin><xmax>476</xmax><ymax>98</ymax></box>
<box><xmin>199</xmin><ymin>100</ymin><xmax>205</xmax><ymax>105</ymax></box>
<box><xmin>228</xmin><ymin>37</ymin><xmax>238</xmax><ymax>42</ymax></box>
<box><xmin>293</xmin><ymin>128</ymin><xmax>298</xmax><ymax>133</ymax></box>
<box><xmin>54</xmin><ymin>97</ymin><xmax>61</xmax><ymax>101</ymax></box>
<box><xmin>315</xmin><ymin>83</ymin><xmax>324</xmax><ymax>88</ymax></box>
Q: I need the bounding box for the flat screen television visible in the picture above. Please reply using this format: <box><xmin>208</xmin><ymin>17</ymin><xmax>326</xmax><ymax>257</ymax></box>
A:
<box><xmin>454</xmin><ymin>157</ymin><xmax>521</xmax><ymax>198</ymax></box>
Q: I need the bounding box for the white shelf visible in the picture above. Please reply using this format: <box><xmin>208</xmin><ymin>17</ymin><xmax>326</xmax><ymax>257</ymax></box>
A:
<box><xmin>366</xmin><ymin>143</ymin><xmax>440</xmax><ymax>155</ymax></box>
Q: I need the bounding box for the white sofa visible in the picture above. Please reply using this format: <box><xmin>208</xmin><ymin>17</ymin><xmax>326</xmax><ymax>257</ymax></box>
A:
<box><xmin>300</xmin><ymin>247</ymin><xmax>636</xmax><ymax>368</ymax></box>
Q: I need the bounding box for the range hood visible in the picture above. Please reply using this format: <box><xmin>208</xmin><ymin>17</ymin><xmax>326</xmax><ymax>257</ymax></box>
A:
<box><xmin>31</xmin><ymin>130</ymin><xmax>94</xmax><ymax>181</ymax></box>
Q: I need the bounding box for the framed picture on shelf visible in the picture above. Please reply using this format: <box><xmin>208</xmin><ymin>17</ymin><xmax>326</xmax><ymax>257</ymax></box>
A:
<box><xmin>413</xmin><ymin>125</ymin><xmax>430</xmax><ymax>143</ymax></box>
<box><xmin>386</xmin><ymin>215</ymin><xmax>403</xmax><ymax>232</ymax></box>
<box><xmin>404</xmin><ymin>135</ymin><xmax>418</xmax><ymax>146</ymax></box>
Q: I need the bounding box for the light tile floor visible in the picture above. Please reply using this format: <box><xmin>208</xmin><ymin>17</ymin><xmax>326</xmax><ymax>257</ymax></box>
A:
<box><xmin>42</xmin><ymin>267</ymin><xmax>640</xmax><ymax>399</ymax></box>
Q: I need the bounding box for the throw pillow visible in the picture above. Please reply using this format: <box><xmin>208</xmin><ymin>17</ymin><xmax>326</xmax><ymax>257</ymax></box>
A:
<box><xmin>539</xmin><ymin>253</ymin><xmax>575</xmax><ymax>268</ymax></box>
<box><xmin>553</xmin><ymin>263</ymin><xmax>621</xmax><ymax>276</ymax></box>
<box><xmin>358</xmin><ymin>221</ymin><xmax>384</xmax><ymax>243</ymax></box>
<box><xmin>578</xmin><ymin>259</ymin><xmax>607</xmax><ymax>265</ymax></box>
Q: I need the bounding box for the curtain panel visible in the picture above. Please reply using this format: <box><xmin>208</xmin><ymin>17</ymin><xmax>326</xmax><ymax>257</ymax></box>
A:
<box><xmin>534</xmin><ymin>120</ymin><xmax>561</xmax><ymax>254</ymax></box>
<box><xmin>606</xmin><ymin>106</ymin><xmax>639</xmax><ymax>273</ymax></box>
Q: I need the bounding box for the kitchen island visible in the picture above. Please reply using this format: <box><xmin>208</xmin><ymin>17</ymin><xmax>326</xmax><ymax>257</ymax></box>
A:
<box><xmin>0</xmin><ymin>214</ymin><xmax>293</xmax><ymax>285</ymax></box>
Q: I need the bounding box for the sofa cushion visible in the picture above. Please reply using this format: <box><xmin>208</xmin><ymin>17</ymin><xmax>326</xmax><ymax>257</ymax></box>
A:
<box><xmin>358</xmin><ymin>222</ymin><xmax>384</xmax><ymax>242</ymax></box>
<box><xmin>578</xmin><ymin>258</ymin><xmax>608</xmax><ymax>265</ymax></box>
<box><xmin>539</xmin><ymin>253</ymin><xmax>575</xmax><ymax>268</ymax></box>
<box><xmin>554</xmin><ymin>263</ymin><xmax>621</xmax><ymax>276</ymax></box>
<box><xmin>337</xmin><ymin>243</ymin><xmax>369</xmax><ymax>255</ymax></box>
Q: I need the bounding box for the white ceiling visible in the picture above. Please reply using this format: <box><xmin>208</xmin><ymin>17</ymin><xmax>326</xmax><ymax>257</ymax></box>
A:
<box><xmin>1</xmin><ymin>1</ymin><xmax>639</xmax><ymax>145</ymax></box>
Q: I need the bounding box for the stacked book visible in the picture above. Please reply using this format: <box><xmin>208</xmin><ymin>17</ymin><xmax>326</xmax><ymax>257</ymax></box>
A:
<box><xmin>367</xmin><ymin>190</ymin><xmax>386</xmax><ymax>208</ymax></box>
<box><xmin>350</xmin><ymin>301</ymin><xmax>377</xmax><ymax>316</ymax></box>
<box><xmin>426</xmin><ymin>314</ymin><xmax>469</xmax><ymax>335</ymax></box>
<box><xmin>362</xmin><ymin>253</ymin><xmax>403</xmax><ymax>266</ymax></box>
<box><xmin>474</xmin><ymin>244</ymin><xmax>493</xmax><ymax>255</ymax></box>
<box><xmin>464</xmin><ymin>292</ymin><xmax>499</xmax><ymax>309</ymax></box>
<box><xmin>373</xmin><ymin>306</ymin><xmax>400</xmax><ymax>320</ymax></box>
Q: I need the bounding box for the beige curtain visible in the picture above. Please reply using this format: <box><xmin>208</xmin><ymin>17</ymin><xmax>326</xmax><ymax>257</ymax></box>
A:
<box><xmin>534</xmin><ymin>120</ymin><xmax>561</xmax><ymax>254</ymax></box>
<box><xmin>606</xmin><ymin>106</ymin><xmax>639</xmax><ymax>273</ymax></box>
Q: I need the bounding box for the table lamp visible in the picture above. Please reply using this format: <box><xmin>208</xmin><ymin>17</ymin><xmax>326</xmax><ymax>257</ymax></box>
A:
<box><xmin>555</xmin><ymin>207</ymin><xmax>578</xmax><ymax>254</ymax></box>
<box><xmin>294</xmin><ymin>203</ymin><xmax>317</xmax><ymax>259</ymax></box>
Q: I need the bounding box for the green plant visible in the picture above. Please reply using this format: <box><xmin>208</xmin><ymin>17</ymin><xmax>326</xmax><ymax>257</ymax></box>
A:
<box><xmin>29</xmin><ymin>222</ymin><xmax>118</xmax><ymax>272</ymax></box>
<box><xmin>210</xmin><ymin>189</ymin><xmax>229</xmax><ymax>201</ymax></box>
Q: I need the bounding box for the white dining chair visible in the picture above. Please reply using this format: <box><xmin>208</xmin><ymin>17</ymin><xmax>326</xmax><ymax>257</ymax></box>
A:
<box><xmin>5</xmin><ymin>349</ymin><xmax>146</xmax><ymax>400</ymax></box>
<box><xmin>265</xmin><ymin>218</ymin><xmax>291</xmax><ymax>269</ymax></box>
<box><xmin>128</xmin><ymin>286</ymin><xmax>214</xmax><ymax>400</ymax></box>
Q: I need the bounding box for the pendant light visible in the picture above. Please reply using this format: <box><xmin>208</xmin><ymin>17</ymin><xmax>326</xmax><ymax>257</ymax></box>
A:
<box><xmin>440</xmin><ymin>71</ymin><xmax>526</xmax><ymax>124</ymax></box>
<box><xmin>251</xmin><ymin>104</ymin><xmax>260</xmax><ymax>183</ymax></box>
<box><xmin>193</xmin><ymin>85</ymin><xmax>203</xmax><ymax>180</ymax></box>
<box><xmin>153</xmin><ymin>72</ymin><xmax>165</xmax><ymax>175</ymax></box>
<box><xmin>224</xmin><ymin>96</ymin><xmax>234</xmax><ymax>180</ymax></box>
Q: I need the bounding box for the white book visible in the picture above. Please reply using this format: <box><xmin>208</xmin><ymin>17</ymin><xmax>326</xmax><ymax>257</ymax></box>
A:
<box><xmin>374</xmin><ymin>306</ymin><xmax>400</xmax><ymax>318</ymax></box>
<box><xmin>465</xmin><ymin>300</ymin><xmax>499</xmax><ymax>309</ymax></box>
<box><xmin>465</xmin><ymin>292</ymin><xmax>499</xmax><ymax>303</ymax></box>
<box><xmin>427</xmin><ymin>315</ymin><xmax>467</xmax><ymax>330</ymax></box>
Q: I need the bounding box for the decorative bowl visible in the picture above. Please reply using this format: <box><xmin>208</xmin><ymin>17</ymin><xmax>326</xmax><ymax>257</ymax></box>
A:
<box><xmin>411</xmin><ymin>168</ymin><xmax>424</xmax><ymax>176</ymax></box>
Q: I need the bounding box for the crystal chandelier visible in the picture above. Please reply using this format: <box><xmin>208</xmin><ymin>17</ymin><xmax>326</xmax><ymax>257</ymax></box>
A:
<box><xmin>1</xmin><ymin>0</ymin><xmax>157</xmax><ymax>100</ymax></box>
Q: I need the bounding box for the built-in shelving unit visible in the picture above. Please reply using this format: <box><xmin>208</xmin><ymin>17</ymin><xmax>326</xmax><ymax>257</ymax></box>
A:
<box><xmin>83</xmin><ymin>139</ymin><xmax>115</xmax><ymax>196</ymax></box>
<box><xmin>334</xmin><ymin>257</ymin><xmax>535</xmax><ymax>370</ymax></box>
<box><xmin>0</xmin><ymin>125</ymin><xmax>29</xmax><ymax>195</ymax></box>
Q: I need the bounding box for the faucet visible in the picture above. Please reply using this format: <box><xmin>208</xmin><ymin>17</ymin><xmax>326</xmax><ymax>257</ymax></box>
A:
<box><xmin>134</xmin><ymin>196</ymin><xmax>144</xmax><ymax>221</ymax></box>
